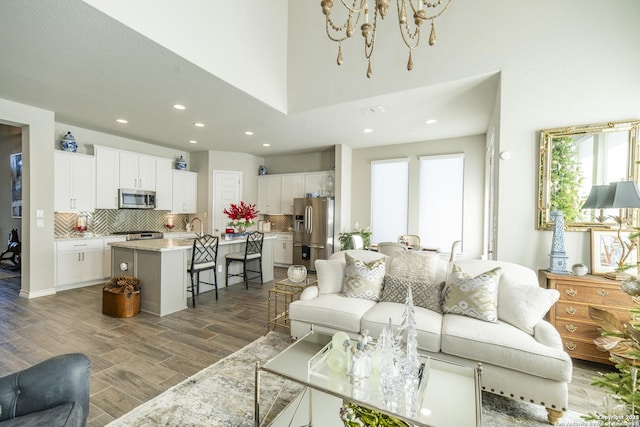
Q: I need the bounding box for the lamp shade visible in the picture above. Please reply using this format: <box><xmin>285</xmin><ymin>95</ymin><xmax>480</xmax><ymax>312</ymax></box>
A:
<box><xmin>581</xmin><ymin>185</ymin><xmax>610</xmax><ymax>209</ymax></box>
<box><xmin>601</xmin><ymin>181</ymin><xmax>640</xmax><ymax>209</ymax></box>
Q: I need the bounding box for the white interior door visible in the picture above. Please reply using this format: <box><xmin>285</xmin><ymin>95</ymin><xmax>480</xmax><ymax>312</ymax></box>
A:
<box><xmin>213</xmin><ymin>171</ymin><xmax>242</xmax><ymax>234</ymax></box>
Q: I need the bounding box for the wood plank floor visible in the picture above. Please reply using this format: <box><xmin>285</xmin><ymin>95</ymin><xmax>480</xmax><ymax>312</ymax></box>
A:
<box><xmin>0</xmin><ymin>269</ymin><xmax>611</xmax><ymax>426</ymax></box>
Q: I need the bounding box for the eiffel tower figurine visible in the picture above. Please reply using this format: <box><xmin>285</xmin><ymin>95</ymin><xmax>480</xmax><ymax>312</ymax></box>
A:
<box><xmin>548</xmin><ymin>210</ymin><xmax>569</xmax><ymax>274</ymax></box>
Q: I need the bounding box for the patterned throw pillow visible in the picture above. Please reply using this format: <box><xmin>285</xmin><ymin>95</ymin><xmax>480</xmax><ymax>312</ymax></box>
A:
<box><xmin>387</xmin><ymin>250</ymin><xmax>439</xmax><ymax>284</ymax></box>
<box><xmin>342</xmin><ymin>253</ymin><xmax>386</xmax><ymax>301</ymax></box>
<box><xmin>442</xmin><ymin>265</ymin><xmax>502</xmax><ymax>322</ymax></box>
<box><xmin>380</xmin><ymin>274</ymin><xmax>444</xmax><ymax>314</ymax></box>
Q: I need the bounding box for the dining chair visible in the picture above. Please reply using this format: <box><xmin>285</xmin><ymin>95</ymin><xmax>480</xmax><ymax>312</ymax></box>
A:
<box><xmin>225</xmin><ymin>231</ymin><xmax>264</xmax><ymax>289</ymax></box>
<box><xmin>377</xmin><ymin>241</ymin><xmax>407</xmax><ymax>256</ymax></box>
<box><xmin>187</xmin><ymin>234</ymin><xmax>219</xmax><ymax>307</ymax></box>
<box><xmin>351</xmin><ymin>234</ymin><xmax>364</xmax><ymax>250</ymax></box>
<box><xmin>398</xmin><ymin>234</ymin><xmax>421</xmax><ymax>249</ymax></box>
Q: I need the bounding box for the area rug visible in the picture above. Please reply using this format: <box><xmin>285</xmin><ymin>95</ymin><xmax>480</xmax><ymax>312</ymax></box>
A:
<box><xmin>0</xmin><ymin>270</ymin><xmax>19</xmax><ymax>280</ymax></box>
<box><xmin>108</xmin><ymin>332</ymin><xmax>587</xmax><ymax>426</ymax></box>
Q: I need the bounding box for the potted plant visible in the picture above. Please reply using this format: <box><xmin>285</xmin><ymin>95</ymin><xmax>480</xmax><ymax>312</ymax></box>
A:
<box><xmin>102</xmin><ymin>275</ymin><xmax>141</xmax><ymax>318</ymax></box>
<box><xmin>338</xmin><ymin>227</ymin><xmax>372</xmax><ymax>250</ymax></box>
<box><xmin>224</xmin><ymin>201</ymin><xmax>259</xmax><ymax>234</ymax></box>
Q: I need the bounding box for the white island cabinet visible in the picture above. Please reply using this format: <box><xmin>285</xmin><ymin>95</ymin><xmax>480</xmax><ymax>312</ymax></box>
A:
<box><xmin>109</xmin><ymin>235</ymin><xmax>275</xmax><ymax>316</ymax></box>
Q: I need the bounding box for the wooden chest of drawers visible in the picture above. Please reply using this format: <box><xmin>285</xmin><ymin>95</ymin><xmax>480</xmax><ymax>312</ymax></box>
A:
<box><xmin>539</xmin><ymin>270</ymin><xmax>635</xmax><ymax>364</ymax></box>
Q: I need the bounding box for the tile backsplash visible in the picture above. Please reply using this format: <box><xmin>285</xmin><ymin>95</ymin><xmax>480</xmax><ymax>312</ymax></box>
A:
<box><xmin>54</xmin><ymin>210</ymin><xmax>190</xmax><ymax>237</ymax></box>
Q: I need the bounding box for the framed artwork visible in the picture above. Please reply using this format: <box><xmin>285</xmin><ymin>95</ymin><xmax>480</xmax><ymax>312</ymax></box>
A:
<box><xmin>10</xmin><ymin>153</ymin><xmax>22</xmax><ymax>218</ymax></box>
<box><xmin>590</xmin><ymin>229</ymin><xmax>635</xmax><ymax>275</ymax></box>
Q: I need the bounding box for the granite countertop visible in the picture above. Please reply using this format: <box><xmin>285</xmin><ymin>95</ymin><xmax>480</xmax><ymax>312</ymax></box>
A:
<box><xmin>109</xmin><ymin>235</ymin><xmax>276</xmax><ymax>252</ymax></box>
<box><xmin>55</xmin><ymin>232</ymin><xmax>105</xmax><ymax>241</ymax></box>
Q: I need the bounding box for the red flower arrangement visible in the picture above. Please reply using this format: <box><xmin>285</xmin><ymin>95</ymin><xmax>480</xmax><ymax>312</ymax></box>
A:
<box><xmin>224</xmin><ymin>201</ymin><xmax>259</xmax><ymax>228</ymax></box>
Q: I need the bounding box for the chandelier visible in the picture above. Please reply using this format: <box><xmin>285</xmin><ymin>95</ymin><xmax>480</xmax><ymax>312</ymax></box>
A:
<box><xmin>320</xmin><ymin>0</ymin><xmax>453</xmax><ymax>78</ymax></box>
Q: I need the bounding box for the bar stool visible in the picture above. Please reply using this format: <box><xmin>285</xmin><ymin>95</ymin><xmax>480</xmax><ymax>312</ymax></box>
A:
<box><xmin>187</xmin><ymin>234</ymin><xmax>219</xmax><ymax>307</ymax></box>
<box><xmin>225</xmin><ymin>231</ymin><xmax>264</xmax><ymax>289</ymax></box>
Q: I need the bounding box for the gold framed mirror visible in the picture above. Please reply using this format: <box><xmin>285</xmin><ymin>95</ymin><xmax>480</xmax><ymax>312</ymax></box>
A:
<box><xmin>537</xmin><ymin>119</ymin><xmax>640</xmax><ymax>230</ymax></box>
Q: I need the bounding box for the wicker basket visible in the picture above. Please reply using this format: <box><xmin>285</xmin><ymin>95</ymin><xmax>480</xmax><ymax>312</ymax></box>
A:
<box><xmin>102</xmin><ymin>290</ymin><xmax>141</xmax><ymax>318</ymax></box>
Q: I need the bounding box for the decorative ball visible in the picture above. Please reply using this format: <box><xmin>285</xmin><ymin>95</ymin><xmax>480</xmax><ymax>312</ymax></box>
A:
<box><xmin>287</xmin><ymin>265</ymin><xmax>307</xmax><ymax>283</ymax></box>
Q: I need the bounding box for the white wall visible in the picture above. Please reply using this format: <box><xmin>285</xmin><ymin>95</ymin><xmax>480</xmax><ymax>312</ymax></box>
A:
<box><xmin>0</xmin><ymin>98</ymin><xmax>55</xmax><ymax>297</ymax></box>
<box><xmin>351</xmin><ymin>135</ymin><xmax>485</xmax><ymax>259</ymax></box>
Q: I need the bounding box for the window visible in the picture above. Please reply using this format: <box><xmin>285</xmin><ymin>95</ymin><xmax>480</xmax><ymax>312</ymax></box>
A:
<box><xmin>371</xmin><ymin>159</ymin><xmax>408</xmax><ymax>243</ymax></box>
<box><xmin>419</xmin><ymin>154</ymin><xmax>464</xmax><ymax>251</ymax></box>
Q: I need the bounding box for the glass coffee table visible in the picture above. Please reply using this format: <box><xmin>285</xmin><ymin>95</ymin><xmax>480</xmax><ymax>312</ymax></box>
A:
<box><xmin>255</xmin><ymin>330</ymin><xmax>482</xmax><ymax>427</ymax></box>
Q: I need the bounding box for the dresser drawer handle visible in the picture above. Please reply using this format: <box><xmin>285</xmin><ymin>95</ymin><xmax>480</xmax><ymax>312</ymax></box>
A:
<box><xmin>565</xmin><ymin>288</ymin><xmax>578</xmax><ymax>297</ymax></box>
<box><xmin>596</xmin><ymin>289</ymin><xmax>608</xmax><ymax>297</ymax></box>
<box><xmin>565</xmin><ymin>324</ymin><xmax>578</xmax><ymax>333</ymax></box>
<box><xmin>565</xmin><ymin>306</ymin><xmax>577</xmax><ymax>315</ymax></box>
<box><xmin>565</xmin><ymin>342</ymin><xmax>577</xmax><ymax>351</ymax></box>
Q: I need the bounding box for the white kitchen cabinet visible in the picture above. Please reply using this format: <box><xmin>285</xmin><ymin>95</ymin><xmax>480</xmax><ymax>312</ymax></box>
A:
<box><xmin>172</xmin><ymin>170</ymin><xmax>198</xmax><ymax>213</ymax></box>
<box><xmin>280</xmin><ymin>174</ymin><xmax>305</xmax><ymax>214</ymax></box>
<box><xmin>303</xmin><ymin>171</ymin><xmax>330</xmax><ymax>196</ymax></box>
<box><xmin>55</xmin><ymin>239</ymin><xmax>104</xmax><ymax>289</ymax></box>
<box><xmin>273</xmin><ymin>233</ymin><xmax>293</xmax><ymax>265</ymax></box>
<box><xmin>94</xmin><ymin>145</ymin><xmax>120</xmax><ymax>209</ymax></box>
<box><xmin>257</xmin><ymin>175</ymin><xmax>282</xmax><ymax>214</ymax></box>
<box><xmin>155</xmin><ymin>157</ymin><xmax>173</xmax><ymax>210</ymax></box>
<box><xmin>119</xmin><ymin>151</ymin><xmax>156</xmax><ymax>191</ymax></box>
<box><xmin>54</xmin><ymin>151</ymin><xmax>94</xmax><ymax>212</ymax></box>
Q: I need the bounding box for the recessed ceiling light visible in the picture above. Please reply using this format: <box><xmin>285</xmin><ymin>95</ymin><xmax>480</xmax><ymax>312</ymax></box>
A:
<box><xmin>173</xmin><ymin>104</ymin><xmax>186</xmax><ymax>110</ymax></box>
<box><xmin>263</xmin><ymin>143</ymin><xmax>270</xmax><ymax>147</ymax></box>
<box><xmin>363</xmin><ymin>128</ymin><xmax>374</xmax><ymax>133</ymax></box>
<box><xmin>425</xmin><ymin>119</ymin><xmax>437</xmax><ymax>124</ymax></box>
<box><xmin>194</xmin><ymin>122</ymin><xmax>205</xmax><ymax>127</ymax></box>
<box><xmin>245</xmin><ymin>131</ymin><xmax>254</xmax><ymax>136</ymax></box>
<box><xmin>189</xmin><ymin>140</ymin><xmax>198</xmax><ymax>144</ymax></box>
<box><xmin>116</xmin><ymin>118</ymin><xmax>128</xmax><ymax>124</ymax></box>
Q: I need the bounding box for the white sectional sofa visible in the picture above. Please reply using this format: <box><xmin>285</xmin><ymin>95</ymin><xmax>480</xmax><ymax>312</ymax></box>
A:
<box><xmin>289</xmin><ymin>250</ymin><xmax>573</xmax><ymax>425</ymax></box>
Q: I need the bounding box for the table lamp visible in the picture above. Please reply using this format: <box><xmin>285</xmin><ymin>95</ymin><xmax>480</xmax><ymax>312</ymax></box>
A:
<box><xmin>586</xmin><ymin>181</ymin><xmax>640</xmax><ymax>280</ymax></box>
<box><xmin>581</xmin><ymin>184</ymin><xmax>610</xmax><ymax>222</ymax></box>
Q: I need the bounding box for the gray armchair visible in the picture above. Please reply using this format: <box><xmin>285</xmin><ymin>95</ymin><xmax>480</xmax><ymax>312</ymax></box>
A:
<box><xmin>0</xmin><ymin>353</ymin><xmax>91</xmax><ymax>427</ymax></box>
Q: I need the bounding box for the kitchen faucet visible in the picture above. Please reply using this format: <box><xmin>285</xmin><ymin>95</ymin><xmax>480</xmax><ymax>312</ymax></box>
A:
<box><xmin>189</xmin><ymin>217</ymin><xmax>204</xmax><ymax>237</ymax></box>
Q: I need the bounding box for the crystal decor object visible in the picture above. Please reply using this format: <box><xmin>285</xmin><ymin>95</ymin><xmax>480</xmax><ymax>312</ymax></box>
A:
<box><xmin>287</xmin><ymin>265</ymin><xmax>307</xmax><ymax>283</ymax></box>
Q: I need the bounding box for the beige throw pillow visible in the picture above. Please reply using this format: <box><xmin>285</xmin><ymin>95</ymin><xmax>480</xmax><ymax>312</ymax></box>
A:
<box><xmin>387</xmin><ymin>250</ymin><xmax>439</xmax><ymax>284</ymax></box>
<box><xmin>342</xmin><ymin>253</ymin><xmax>386</xmax><ymax>301</ymax></box>
<box><xmin>442</xmin><ymin>265</ymin><xmax>502</xmax><ymax>323</ymax></box>
<box><xmin>498</xmin><ymin>283</ymin><xmax>560</xmax><ymax>334</ymax></box>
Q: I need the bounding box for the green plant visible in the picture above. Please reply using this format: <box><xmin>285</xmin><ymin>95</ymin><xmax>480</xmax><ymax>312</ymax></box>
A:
<box><xmin>338</xmin><ymin>228</ymin><xmax>372</xmax><ymax>250</ymax></box>
<box><xmin>550</xmin><ymin>136</ymin><xmax>584</xmax><ymax>222</ymax></box>
<box><xmin>587</xmin><ymin>304</ymin><xmax>640</xmax><ymax>422</ymax></box>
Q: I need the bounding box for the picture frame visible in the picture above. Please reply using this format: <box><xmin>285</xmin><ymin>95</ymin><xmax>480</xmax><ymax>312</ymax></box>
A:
<box><xmin>590</xmin><ymin>229</ymin><xmax>635</xmax><ymax>275</ymax></box>
<box><xmin>10</xmin><ymin>153</ymin><xmax>22</xmax><ymax>218</ymax></box>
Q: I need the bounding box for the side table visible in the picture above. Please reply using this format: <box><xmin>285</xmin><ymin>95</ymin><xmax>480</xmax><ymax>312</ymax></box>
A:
<box><xmin>539</xmin><ymin>270</ymin><xmax>635</xmax><ymax>364</ymax></box>
<box><xmin>267</xmin><ymin>277</ymin><xmax>317</xmax><ymax>333</ymax></box>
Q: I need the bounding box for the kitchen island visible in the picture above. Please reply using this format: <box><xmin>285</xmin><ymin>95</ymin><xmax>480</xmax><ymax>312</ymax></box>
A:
<box><xmin>109</xmin><ymin>235</ymin><xmax>275</xmax><ymax>316</ymax></box>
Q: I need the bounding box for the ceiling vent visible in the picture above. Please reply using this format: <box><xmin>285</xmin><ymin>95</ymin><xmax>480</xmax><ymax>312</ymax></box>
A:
<box><xmin>360</xmin><ymin>105</ymin><xmax>385</xmax><ymax>116</ymax></box>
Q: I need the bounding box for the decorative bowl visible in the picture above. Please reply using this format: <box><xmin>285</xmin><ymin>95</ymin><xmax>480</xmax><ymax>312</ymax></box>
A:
<box><xmin>571</xmin><ymin>263</ymin><xmax>588</xmax><ymax>276</ymax></box>
<box><xmin>287</xmin><ymin>265</ymin><xmax>307</xmax><ymax>283</ymax></box>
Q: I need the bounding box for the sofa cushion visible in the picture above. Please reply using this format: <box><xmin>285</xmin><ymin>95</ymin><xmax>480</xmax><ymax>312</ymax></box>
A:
<box><xmin>342</xmin><ymin>253</ymin><xmax>386</xmax><ymax>301</ymax></box>
<box><xmin>442</xmin><ymin>265</ymin><xmax>501</xmax><ymax>323</ymax></box>
<box><xmin>441</xmin><ymin>314</ymin><xmax>572</xmax><ymax>382</ymax></box>
<box><xmin>498</xmin><ymin>283</ymin><xmax>560</xmax><ymax>335</ymax></box>
<box><xmin>289</xmin><ymin>294</ymin><xmax>377</xmax><ymax>333</ymax></box>
<box><xmin>315</xmin><ymin>258</ymin><xmax>346</xmax><ymax>294</ymax></box>
<box><xmin>380</xmin><ymin>274</ymin><xmax>444</xmax><ymax>314</ymax></box>
<box><xmin>0</xmin><ymin>402</ymin><xmax>83</xmax><ymax>427</ymax></box>
<box><xmin>361</xmin><ymin>302</ymin><xmax>443</xmax><ymax>352</ymax></box>
<box><xmin>387</xmin><ymin>250</ymin><xmax>439</xmax><ymax>284</ymax></box>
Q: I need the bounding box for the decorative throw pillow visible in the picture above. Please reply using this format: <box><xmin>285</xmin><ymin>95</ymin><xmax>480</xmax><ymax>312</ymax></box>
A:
<box><xmin>498</xmin><ymin>283</ymin><xmax>560</xmax><ymax>334</ymax></box>
<box><xmin>442</xmin><ymin>265</ymin><xmax>502</xmax><ymax>322</ymax></box>
<box><xmin>342</xmin><ymin>253</ymin><xmax>386</xmax><ymax>301</ymax></box>
<box><xmin>380</xmin><ymin>274</ymin><xmax>444</xmax><ymax>314</ymax></box>
<box><xmin>387</xmin><ymin>250</ymin><xmax>439</xmax><ymax>284</ymax></box>
<box><xmin>315</xmin><ymin>258</ymin><xmax>346</xmax><ymax>294</ymax></box>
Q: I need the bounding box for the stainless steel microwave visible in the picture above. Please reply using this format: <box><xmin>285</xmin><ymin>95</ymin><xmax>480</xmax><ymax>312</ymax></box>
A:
<box><xmin>118</xmin><ymin>189</ymin><xmax>156</xmax><ymax>209</ymax></box>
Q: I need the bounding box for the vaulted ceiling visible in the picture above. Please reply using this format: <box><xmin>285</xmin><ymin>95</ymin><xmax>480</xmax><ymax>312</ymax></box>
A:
<box><xmin>0</xmin><ymin>0</ymin><xmax>498</xmax><ymax>156</ymax></box>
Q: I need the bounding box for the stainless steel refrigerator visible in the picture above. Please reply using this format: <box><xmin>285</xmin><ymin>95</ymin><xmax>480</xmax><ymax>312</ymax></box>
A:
<box><xmin>293</xmin><ymin>197</ymin><xmax>334</xmax><ymax>271</ymax></box>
